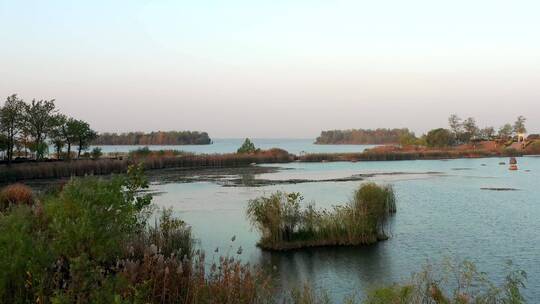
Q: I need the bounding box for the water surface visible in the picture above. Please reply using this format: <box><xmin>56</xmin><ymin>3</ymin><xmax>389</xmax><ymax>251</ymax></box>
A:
<box><xmin>150</xmin><ymin>156</ymin><xmax>540</xmax><ymax>301</ymax></box>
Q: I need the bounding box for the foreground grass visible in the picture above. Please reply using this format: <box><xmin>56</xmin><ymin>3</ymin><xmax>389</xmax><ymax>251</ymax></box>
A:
<box><xmin>247</xmin><ymin>183</ymin><xmax>396</xmax><ymax>250</ymax></box>
<box><xmin>0</xmin><ymin>165</ymin><xmax>274</xmax><ymax>303</ymax></box>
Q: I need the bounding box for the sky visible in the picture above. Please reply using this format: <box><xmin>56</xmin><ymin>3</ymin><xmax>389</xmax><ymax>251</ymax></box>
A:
<box><xmin>1</xmin><ymin>0</ymin><xmax>539</xmax><ymax>138</ymax></box>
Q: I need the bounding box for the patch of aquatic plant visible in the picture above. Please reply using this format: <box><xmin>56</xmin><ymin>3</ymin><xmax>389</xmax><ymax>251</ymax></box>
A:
<box><xmin>363</xmin><ymin>259</ymin><xmax>527</xmax><ymax>304</ymax></box>
<box><xmin>246</xmin><ymin>183</ymin><xmax>397</xmax><ymax>250</ymax></box>
<box><xmin>288</xmin><ymin>260</ymin><xmax>526</xmax><ymax>304</ymax></box>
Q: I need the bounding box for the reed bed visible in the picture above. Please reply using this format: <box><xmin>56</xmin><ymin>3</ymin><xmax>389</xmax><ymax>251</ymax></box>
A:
<box><xmin>247</xmin><ymin>183</ymin><xmax>397</xmax><ymax>251</ymax></box>
<box><xmin>298</xmin><ymin>149</ymin><xmax>509</xmax><ymax>162</ymax></box>
<box><xmin>0</xmin><ymin>148</ymin><xmax>293</xmax><ymax>183</ymax></box>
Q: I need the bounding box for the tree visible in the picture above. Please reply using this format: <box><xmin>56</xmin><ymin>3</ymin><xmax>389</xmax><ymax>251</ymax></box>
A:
<box><xmin>69</xmin><ymin>119</ymin><xmax>97</xmax><ymax>158</ymax></box>
<box><xmin>462</xmin><ymin>117</ymin><xmax>479</xmax><ymax>142</ymax></box>
<box><xmin>237</xmin><ymin>138</ymin><xmax>257</xmax><ymax>154</ymax></box>
<box><xmin>425</xmin><ymin>128</ymin><xmax>454</xmax><ymax>148</ymax></box>
<box><xmin>498</xmin><ymin>124</ymin><xmax>513</xmax><ymax>140</ymax></box>
<box><xmin>23</xmin><ymin>99</ymin><xmax>58</xmax><ymax>160</ymax></box>
<box><xmin>91</xmin><ymin>147</ymin><xmax>103</xmax><ymax>160</ymax></box>
<box><xmin>448</xmin><ymin>114</ymin><xmax>463</xmax><ymax>141</ymax></box>
<box><xmin>479</xmin><ymin>127</ymin><xmax>495</xmax><ymax>140</ymax></box>
<box><xmin>0</xmin><ymin>94</ymin><xmax>25</xmax><ymax>164</ymax></box>
<box><xmin>399</xmin><ymin>132</ymin><xmax>418</xmax><ymax>146</ymax></box>
<box><xmin>513</xmin><ymin>116</ymin><xmax>527</xmax><ymax>134</ymax></box>
<box><xmin>50</xmin><ymin>114</ymin><xmax>67</xmax><ymax>159</ymax></box>
<box><xmin>0</xmin><ymin>133</ymin><xmax>8</xmax><ymax>158</ymax></box>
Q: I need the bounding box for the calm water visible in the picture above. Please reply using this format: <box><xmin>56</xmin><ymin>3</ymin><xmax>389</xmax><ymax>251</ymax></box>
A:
<box><xmin>92</xmin><ymin>138</ymin><xmax>374</xmax><ymax>154</ymax></box>
<box><xmin>150</xmin><ymin>156</ymin><xmax>540</xmax><ymax>302</ymax></box>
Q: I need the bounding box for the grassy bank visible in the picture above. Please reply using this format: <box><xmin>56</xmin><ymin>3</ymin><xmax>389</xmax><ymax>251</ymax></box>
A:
<box><xmin>247</xmin><ymin>183</ymin><xmax>396</xmax><ymax>251</ymax></box>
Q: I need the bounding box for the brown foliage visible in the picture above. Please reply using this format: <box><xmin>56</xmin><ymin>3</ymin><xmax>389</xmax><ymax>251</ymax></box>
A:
<box><xmin>0</xmin><ymin>183</ymin><xmax>34</xmax><ymax>210</ymax></box>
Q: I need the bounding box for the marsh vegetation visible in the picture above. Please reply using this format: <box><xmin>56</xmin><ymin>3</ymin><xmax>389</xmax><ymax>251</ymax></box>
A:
<box><xmin>247</xmin><ymin>183</ymin><xmax>396</xmax><ymax>250</ymax></box>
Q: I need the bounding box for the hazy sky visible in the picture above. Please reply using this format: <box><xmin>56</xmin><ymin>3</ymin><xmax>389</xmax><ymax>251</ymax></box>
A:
<box><xmin>1</xmin><ymin>0</ymin><xmax>539</xmax><ymax>138</ymax></box>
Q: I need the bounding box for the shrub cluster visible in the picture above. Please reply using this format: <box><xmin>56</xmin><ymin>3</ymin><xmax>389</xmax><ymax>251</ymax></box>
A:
<box><xmin>247</xmin><ymin>183</ymin><xmax>396</xmax><ymax>250</ymax></box>
<box><xmin>0</xmin><ymin>165</ymin><xmax>272</xmax><ymax>303</ymax></box>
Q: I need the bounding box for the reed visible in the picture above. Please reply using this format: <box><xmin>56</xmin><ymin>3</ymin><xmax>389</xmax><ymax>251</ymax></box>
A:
<box><xmin>0</xmin><ymin>148</ymin><xmax>293</xmax><ymax>183</ymax></box>
<box><xmin>247</xmin><ymin>183</ymin><xmax>397</xmax><ymax>250</ymax></box>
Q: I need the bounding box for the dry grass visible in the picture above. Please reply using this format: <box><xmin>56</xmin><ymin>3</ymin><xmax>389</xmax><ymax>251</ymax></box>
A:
<box><xmin>0</xmin><ymin>183</ymin><xmax>34</xmax><ymax>211</ymax></box>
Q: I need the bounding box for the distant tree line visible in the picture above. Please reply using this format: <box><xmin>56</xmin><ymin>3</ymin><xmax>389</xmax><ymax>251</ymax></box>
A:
<box><xmin>0</xmin><ymin>94</ymin><xmax>96</xmax><ymax>164</ymax></box>
<box><xmin>93</xmin><ymin>131</ymin><xmax>211</xmax><ymax>145</ymax></box>
<box><xmin>422</xmin><ymin>114</ymin><xmax>528</xmax><ymax>148</ymax></box>
<box><xmin>315</xmin><ymin>128</ymin><xmax>415</xmax><ymax>144</ymax></box>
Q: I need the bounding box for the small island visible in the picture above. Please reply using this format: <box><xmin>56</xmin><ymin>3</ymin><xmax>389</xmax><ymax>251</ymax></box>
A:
<box><xmin>315</xmin><ymin>128</ymin><xmax>413</xmax><ymax>145</ymax></box>
<box><xmin>247</xmin><ymin>183</ymin><xmax>396</xmax><ymax>251</ymax></box>
<box><xmin>93</xmin><ymin>131</ymin><xmax>212</xmax><ymax>145</ymax></box>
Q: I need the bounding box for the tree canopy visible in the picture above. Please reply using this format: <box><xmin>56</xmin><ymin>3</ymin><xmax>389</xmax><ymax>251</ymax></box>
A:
<box><xmin>0</xmin><ymin>94</ymin><xmax>96</xmax><ymax>162</ymax></box>
<box><xmin>237</xmin><ymin>138</ymin><xmax>258</xmax><ymax>154</ymax></box>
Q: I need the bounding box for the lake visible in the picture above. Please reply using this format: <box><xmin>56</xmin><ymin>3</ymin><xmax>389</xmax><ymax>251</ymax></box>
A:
<box><xmin>92</xmin><ymin>138</ymin><xmax>374</xmax><ymax>154</ymax></box>
<box><xmin>149</xmin><ymin>156</ymin><xmax>540</xmax><ymax>302</ymax></box>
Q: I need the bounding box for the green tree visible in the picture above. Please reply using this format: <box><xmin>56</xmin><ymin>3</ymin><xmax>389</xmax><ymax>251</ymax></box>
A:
<box><xmin>462</xmin><ymin>117</ymin><xmax>479</xmax><ymax>142</ymax></box>
<box><xmin>237</xmin><ymin>138</ymin><xmax>257</xmax><ymax>154</ymax></box>
<box><xmin>0</xmin><ymin>133</ymin><xmax>8</xmax><ymax>158</ymax></box>
<box><xmin>22</xmin><ymin>99</ymin><xmax>58</xmax><ymax>160</ymax></box>
<box><xmin>425</xmin><ymin>128</ymin><xmax>454</xmax><ymax>147</ymax></box>
<box><xmin>0</xmin><ymin>94</ymin><xmax>25</xmax><ymax>164</ymax></box>
<box><xmin>479</xmin><ymin>126</ymin><xmax>495</xmax><ymax>140</ymax></box>
<box><xmin>90</xmin><ymin>147</ymin><xmax>102</xmax><ymax>160</ymax></box>
<box><xmin>498</xmin><ymin>123</ymin><xmax>513</xmax><ymax>140</ymax></box>
<box><xmin>513</xmin><ymin>115</ymin><xmax>527</xmax><ymax>134</ymax></box>
<box><xmin>399</xmin><ymin>132</ymin><xmax>418</xmax><ymax>146</ymax></box>
<box><xmin>69</xmin><ymin>119</ymin><xmax>97</xmax><ymax>158</ymax></box>
<box><xmin>49</xmin><ymin>114</ymin><xmax>67</xmax><ymax>159</ymax></box>
<box><xmin>448</xmin><ymin>114</ymin><xmax>463</xmax><ymax>142</ymax></box>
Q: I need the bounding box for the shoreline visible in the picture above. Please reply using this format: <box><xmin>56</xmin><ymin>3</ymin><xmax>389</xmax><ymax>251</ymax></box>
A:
<box><xmin>0</xmin><ymin>147</ymin><xmax>533</xmax><ymax>184</ymax></box>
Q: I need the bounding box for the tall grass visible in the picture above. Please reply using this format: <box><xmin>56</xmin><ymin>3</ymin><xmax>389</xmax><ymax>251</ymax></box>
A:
<box><xmin>298</xmin><ymin>149</ymin><xmax>505</xmax><ymax>162</ymax></box>
<box><xmin>0</xmin><ymin>148</ymin><xmax>293</xmax><ymax>183</ymax></box>
<box><xmin>247</xmin><ymin>183</ymin><xmax>397</xmax><ymax>250</ymax></box>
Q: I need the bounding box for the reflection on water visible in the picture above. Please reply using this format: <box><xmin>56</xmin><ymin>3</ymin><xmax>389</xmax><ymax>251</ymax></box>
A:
<box><xmin>150</xmin><ymin>156</ymin><xmax>540</xmax><ymax>301</ymax></box>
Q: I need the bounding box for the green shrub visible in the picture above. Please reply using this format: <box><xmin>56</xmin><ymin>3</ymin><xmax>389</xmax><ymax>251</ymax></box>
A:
<box><xmin>0</xmin><ymin>206</ymin><xmax>53</xmax><ymax>303</ymax></box>
<box><xmin>237</xmin><ymin>138</ymin><xmax>258</xmax><ymax>154</ymax></box>
<box><xmin>90</xmin><ymin>147</ymin><xmax>102</xmax><ymax>160</ymax></box>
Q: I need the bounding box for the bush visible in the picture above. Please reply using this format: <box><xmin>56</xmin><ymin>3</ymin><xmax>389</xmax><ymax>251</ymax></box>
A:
<box><xmin>0</xmin><ymin>165</ymin><xmax>276</xmax><ymax>303</ymax></box>
<box><xmin>90</xmin><ymin>147</ymin><xmax>102</xmax><ymax>160</ymax></box>
<box><xmin>237</xmin><ymin>138</ymin><xmax>258</xmax><ymax>154</ymax></box>
<box><xmin>0</xmin><ymin>183</ymin><xmax>34</xmax><ymax>211</ymax></box>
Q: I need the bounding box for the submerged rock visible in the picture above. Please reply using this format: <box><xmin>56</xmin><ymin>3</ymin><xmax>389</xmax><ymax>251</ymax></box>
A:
<box><xmin>480</xmin><ymin>187</ymin><xmax>519</xmax><ymax>191</ymax></box>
